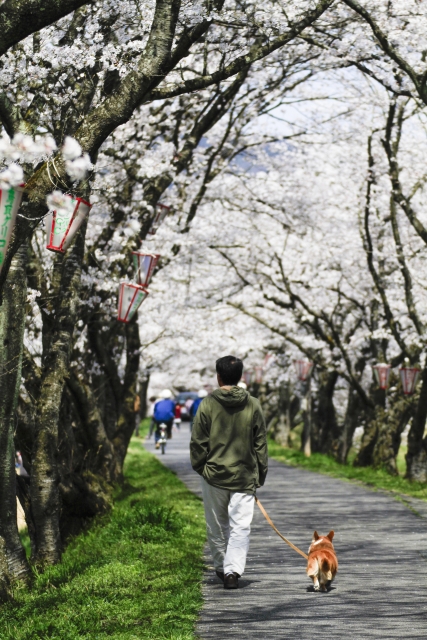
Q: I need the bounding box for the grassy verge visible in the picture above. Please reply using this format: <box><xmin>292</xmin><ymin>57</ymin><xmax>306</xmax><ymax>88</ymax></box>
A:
<box><xmin>268</xmin><ymin>438</ymin><xmax>427</xmax><ymax>502</ymax></box>
<box><xmin>1</xmin><ymin>437</ymin><xmax>206</xmax><ymax>640</ymax></box>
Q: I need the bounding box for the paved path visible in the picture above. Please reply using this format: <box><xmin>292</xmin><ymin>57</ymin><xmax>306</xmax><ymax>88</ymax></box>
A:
<box><xmin>145</xmin><ymin>427</ymin><xmax>427</xmax><ymax>639</ymax></box>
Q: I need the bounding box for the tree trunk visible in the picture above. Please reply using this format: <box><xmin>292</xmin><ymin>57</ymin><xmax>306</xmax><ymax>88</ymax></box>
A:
<box><xmin>111</xmin><ymin>316</ymin><xmax>141</xmax><ymax>475</ymax></box>
<box><xmin>353</xmin><ymin>388</ymin><xmax>385</xmax><ymax>467</ymax></box>
<box><xmin>406</xmin><ymin>365</ymin><xmax>427</xmax><ymax>482</ymax></box>
<box><xmin>0</xmin><ymin>537</ymin><xmax>10</xmax><ymax>602</ymax></box>
<box><xmin>274</xmin><ymin>382</ymin><xmax>292</xmax><ymax>447</ymax></box>
<box><xmin>371</xmin><ymin>397</ymin><xmax>415</xmax><ymax>475</ymax></box>
<box><xmin>300</xmin><ymin>380</ymin><xmax>311</xmax><ymax>457</ymax></box>
<box><xmin>336</xmin><ymin>388</ymin><xmax>363</xmax><ymax>464</ymax></box>
<box><xmin>30</xmin><ymin>220</ymin><xmax>88</xmax><ymax>566</ymax></box>
<box><xmin>66</xmin><ymin>370</ymin><xmax>117</xmax><ymax>482</ymax></box>
<box><xmin>0</xmin><ymin>241</ymin><xmax>30</xmax><ymax>582</ymax></box>
<box><xmin>139</xmin><ymin>373</ymin><xmax>150</xmax><ymax>419</ymax></box>
<box><xmin>313</xmin><ymin>370</ymin><xmax>339</xmax><ymax>455</ymax></box>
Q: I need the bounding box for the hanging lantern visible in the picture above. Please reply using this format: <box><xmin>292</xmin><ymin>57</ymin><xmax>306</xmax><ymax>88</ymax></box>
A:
<box><xmin>0</xmin><ymin>186</ymin><xmax>24</xmax><ymax>273</ymax></box>
<box><xmin>117</xmin><ymin>283</ymin><xmax>149</xmax><ymax>323</ymax></box>
<box><xmin>294</xmin><ymin>359</ymin><xmax>314</xmax><ymax>382</ymax></box>
<box><xmin>373</xmin><ymin>364</ymin><xmax>392</xmax><ymax>390</ymax></box>
<box><xmin>132</xmin><ymin>252</ymin><xmax>160</xmax><ymax>287</ymax></box>
<box><xmin>148</xmin><ymin>203</ymin><xmax>170</xmax><ymax>235</ymax></box>
<box><xmin>45</xmin><ymin>195</ymin><xmax>91</xmax><ymax>253</ymax></box>
<box><xmin>242</xmin><ymin>370</ymin><xmax>253</xmax><ymax>386</ymax></box>
<box><xmin>399</xmin><ymin>367</ymin><xmax>420</xmax><ymax>396</ymax></box>
<box><xmin>254</xmin><ymin>366</ymin><xmax>264</xmax><ymax>384</ymax></box>
<box><xmin>263</xmin><ymin>353</ymin><xmax>276</xmax><ymax>371</ymax></box>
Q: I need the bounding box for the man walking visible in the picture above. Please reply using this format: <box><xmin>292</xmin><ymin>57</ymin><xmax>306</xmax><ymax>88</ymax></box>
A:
<box><xmin>190</xmin><ymin>356</ymin><xmax>268</xmax><ymax>589</ymax></box>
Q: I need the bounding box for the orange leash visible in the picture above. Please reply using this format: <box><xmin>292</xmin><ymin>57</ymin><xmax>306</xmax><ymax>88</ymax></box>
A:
<box><xmin>255</xmin><ymin>496</ymin><xmax>308</xmax><ymax>561</ymax></box>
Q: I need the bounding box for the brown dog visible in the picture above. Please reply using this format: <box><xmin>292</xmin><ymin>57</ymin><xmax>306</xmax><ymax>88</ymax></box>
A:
<box><xmin>306</xmin><ymin>530</ymin><xmax>338</xmax><ymax>592</ymax></box>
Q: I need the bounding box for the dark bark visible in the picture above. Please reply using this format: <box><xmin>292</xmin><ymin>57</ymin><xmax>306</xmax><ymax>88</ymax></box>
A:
<box><xmin>406</xmin><ymin>365</ymin><xmax>427</xmax><ymax>482</ymax></box>
<box><xmin>30</xmin><ymin>219</ymin><xmax>88</xmax><ymax>565</ymax></box>
<box><xmin>111</xmin><ymin>317</ymin><xmax>141</xmax><ymax>475</ymax></box>
<box><xmin>0</xmin><ymin>0</ymin><xmax>94</xmax><ymax>61</ymax></box>
<box><xmin>336</xmin><ymin>388</ymin><xmax>364</xmax><ymax>464</ymax></box>
<box><xmin>0</xmin><ymin>242</ymin><xmax>30</xmax><ymax>582</ymax></box>
<box><xmin>0</xmin><ymin>537</ymin><xmax>10</xmax><ymax>602</ymax></box>
<box><xmin>372</xmin><ymin>398</ymin><xmax>415</xmax><ymax>475</ymax></box>
<box><xmin>312</xmin><ymin>370</ymin><xmax>339</xmax><ymax>455</ymax></box>
<box><xmin>66</xmin><ymin>371</ymin><xmax>117</xmax><ymax>482</ymax></box>
<box><xmin>139</xmin><ymin>374</ymin><xmax>150</xmax><ymax>420</ymax></box>
<box><xmin>353</xmin><ymin>387</ymin><xmax>385</xmax><ymax>467</ymax></box>
<box><xmin>300</xmin><ymin>380</ymin><xmax>312</xmax><ymax>457</ymax></box>
<box><xmin>273</xmin><ymin>382</ymin><xmax>293</xmax><ymax>447</ymax></box>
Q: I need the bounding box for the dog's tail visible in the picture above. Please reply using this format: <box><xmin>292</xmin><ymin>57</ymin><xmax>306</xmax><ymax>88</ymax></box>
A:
<box><xmin>320</xmin><ymin>557</ymin><xmax>333</xmax><ymax>581</ymax></box>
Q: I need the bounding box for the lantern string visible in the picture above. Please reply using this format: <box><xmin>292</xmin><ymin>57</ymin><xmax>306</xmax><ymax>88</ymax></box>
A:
<box><xmin>51</xmin><ymin>158</ymin><xmax>71</xmax><ymax>191</ymax></box>
<box><xmin>17</xmin><ymin>211</ymin><xmax>51</xmax><ymax>222</ymax></box>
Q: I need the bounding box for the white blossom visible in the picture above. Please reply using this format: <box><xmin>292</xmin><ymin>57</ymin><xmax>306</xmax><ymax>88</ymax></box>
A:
<box><xmin>61</xmin><ymin>136</ymin><xmax>82</xmax><ymax>161</ymax></box>
<box><xmin>0</xmin><ymin>163</ymin><xmax>24</xmax><ymax>189</ymax></box>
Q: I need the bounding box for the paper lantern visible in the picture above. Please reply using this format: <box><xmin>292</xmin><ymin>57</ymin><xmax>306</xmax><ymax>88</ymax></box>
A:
<box><xmin>399</xmin><ymin>367</ymin><xmax>420</xmax><ymax>396</ymax></box>
<box><xmin>242</xmin><ymin>371</ymin><xmax>253</xmax><ymax>386</ymax></box>
<box><xmin>263</xmin><ymin>353</ymin><xmax>276</xmax><ymax>371</ymax></box>
<box><xmin>254</xmin><ymin>366</ymin><xmax>264</xmax><ymax>384</ymax></box>
<box><xmin>132</xmin><ymin>252</ymin><xmax>160</xmax><ymax>287</ymax></box>
<box><xmin>46</xmin><ymin>195</ymin><xmax>91</xmax><ymax>253</ymax></box>
<box><xmin>0</xmin><ymin>186</ymin><xmax>24</xmax><ymax>273</ymax></box>
<box><xmin>148</xmin><ymin>203</ymin><xmax>170</xmax><ymax>235</ymax></box>
<box><xmin>294</xmin><ymin>360</ymin><xmax>314</xmax><ymax>382</ymax></box>
<box><xmin>373</xmin><ymin>364</ymin><xmax>391</xmax><ymax>390</ymax></box>
<box><xmin>117</xmin><ymin>283</ymin><xmax>149</xmax><ymax>323</ymax></box>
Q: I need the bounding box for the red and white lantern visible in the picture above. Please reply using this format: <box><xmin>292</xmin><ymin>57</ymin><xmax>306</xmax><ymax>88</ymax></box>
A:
<box><xmin>373</xmin><ymin>364</ymin><xmax>391</xmax><ymax>390</ymax></box>
<box><xmin>263</xmin><ymin>353</ymin><xmax>276</xmax><ymax>371</ymax></box>
<box><xmin>242</xmin><ymin>370</ymin><xmax>253</xmax><ymax>386</ymax></box>
<box><xmin>0</xmin><ymin>186</ymin><xmax>24</xmax><ymax>273</ymax></box>
<box><xmin>45</xmin><ymin>195</ymin><xmax>91</xmax><ymax>253</ymax></box>
<box><xmin>132</xmin><ymin>252</ymin><xmax>160</xmax><ymax>287</ymax></box>
<box><xmin>117</xmin><ymin>283</ymin><xmax>149</xmax><ymax>323</ymax></box>
<box><xmin>254</xmin><ymin>366</ymin><xmax>264</xmax><ymax>384</ymax></box>
<box><xmin>399</xmin><ymin>367</ymin><xmax>420</xmax><ymax>396</ymax></box>
<box><xmin>294</xmin><ymin>360</ymin><xmax>314</xmax><ymax>382</ymax></box>
<box><xmin>148</xmin><ymin>203</ymin><xmax>170</xmax><ymax>235</ymax></box>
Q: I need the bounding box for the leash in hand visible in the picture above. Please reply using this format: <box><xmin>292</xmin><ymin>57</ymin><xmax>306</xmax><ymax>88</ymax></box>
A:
<box><xmin>255</xmin><ymin>496</ymin><xmax>308</xmax><ymax>560</ymax></box>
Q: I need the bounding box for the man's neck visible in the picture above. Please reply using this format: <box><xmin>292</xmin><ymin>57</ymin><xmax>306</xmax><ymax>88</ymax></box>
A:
<box><xmin>220</xmin><ymin>385</ymin><xmax>232</xmax><ymax>391</ymax></box>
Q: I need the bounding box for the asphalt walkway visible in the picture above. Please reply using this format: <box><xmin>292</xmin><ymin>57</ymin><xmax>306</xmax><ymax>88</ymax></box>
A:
<box><xmin>145</xmin><ymin>426</ymin><xmax>427</xmax><ymax>639</ymax></box>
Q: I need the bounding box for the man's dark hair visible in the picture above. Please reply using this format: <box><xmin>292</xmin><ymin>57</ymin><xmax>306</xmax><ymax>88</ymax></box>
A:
<box><xmin>216</xmin><ymin>355</ymin><xmax>243</xmax><ymax>386</ymax></box>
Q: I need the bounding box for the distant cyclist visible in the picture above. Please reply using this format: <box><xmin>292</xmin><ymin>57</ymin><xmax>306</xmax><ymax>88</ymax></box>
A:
<box><xmin>153</xmin><ymin>389</ymin><xmax>175</xmax><ymax>448</ymax></box>
<box><xmin>190</xmin><ymin>389</ymin><xmax>208</xmax><ymax>431</ymax></box>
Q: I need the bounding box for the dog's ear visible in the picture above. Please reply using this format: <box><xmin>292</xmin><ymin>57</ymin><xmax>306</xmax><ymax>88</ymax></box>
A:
<box><xmin>327</xmin><ymin>530</ymin><xmax>334</xmax><ymax>541</ymax></box>
<box><xmin>313</xmin><ymin>531</ymin><xmax>319</xmax><ymax>541</ymax></box>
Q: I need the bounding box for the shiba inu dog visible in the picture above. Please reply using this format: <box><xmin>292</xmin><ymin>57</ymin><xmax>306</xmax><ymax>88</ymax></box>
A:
<box><xmin>306</xmin><ymin>530</ymin><xmax>338</xmax><ymax>592</ymax></box>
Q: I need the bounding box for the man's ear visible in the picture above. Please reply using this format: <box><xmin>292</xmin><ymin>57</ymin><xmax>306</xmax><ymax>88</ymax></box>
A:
<box><xmin>313</xmin><ymin>531</ymin><xmax>319</xmax><ymax>541</ymax></box>
<box><xmin>327</xmin><ymin>530</ymin><xmax>334</xmax><ymax>541</ymax></box>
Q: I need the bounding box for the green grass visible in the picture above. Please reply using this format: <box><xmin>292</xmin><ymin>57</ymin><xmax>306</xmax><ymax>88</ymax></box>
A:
<box><xmin>268</xmin><ymin>438</ymin><xmax>427</xmax><ymax>501</ymax></box>
<box><xmin>1</xmin><ymin>435</ymin><xmax>206</xmax><ymax>640</ymax></box>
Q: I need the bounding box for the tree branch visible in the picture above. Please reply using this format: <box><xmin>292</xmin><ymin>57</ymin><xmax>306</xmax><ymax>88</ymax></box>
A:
<box><xmin>0</xmin><ymin>0</ymin><xmax>95</xmax><ymax>57</ymax></box>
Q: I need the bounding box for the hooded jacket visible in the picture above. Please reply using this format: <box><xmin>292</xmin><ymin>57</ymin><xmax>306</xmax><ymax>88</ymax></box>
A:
<box><xmin>190</xmin><ymin>386</ymin><xmax>268</xmax><ymax>494</ymax></box>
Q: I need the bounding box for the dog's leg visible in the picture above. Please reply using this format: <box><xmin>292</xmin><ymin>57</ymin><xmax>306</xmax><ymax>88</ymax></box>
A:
<box><xmin>307</xmin><ymin>556</ymin><xmax>319</xmax><ymax>591</ymax></box>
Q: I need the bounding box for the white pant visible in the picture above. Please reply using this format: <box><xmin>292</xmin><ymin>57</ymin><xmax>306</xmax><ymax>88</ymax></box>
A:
<box><xmin>201</xmin><ymin>478</ymin><xmax>255</xmax><ymax>576</ymax></box>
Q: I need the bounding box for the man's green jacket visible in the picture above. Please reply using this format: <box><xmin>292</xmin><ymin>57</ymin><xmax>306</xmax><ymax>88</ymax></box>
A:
<box><xmin>190</xmin><ymin>386</ymin><xmax>268</xmax><ymax>494</ymax></box>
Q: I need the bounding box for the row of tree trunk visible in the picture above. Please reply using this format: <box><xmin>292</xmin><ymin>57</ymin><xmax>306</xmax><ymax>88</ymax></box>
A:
<box><xmin>262</xmin><ymin>366</ymin><xmax>427</xmax><ymax>481</ymax></box>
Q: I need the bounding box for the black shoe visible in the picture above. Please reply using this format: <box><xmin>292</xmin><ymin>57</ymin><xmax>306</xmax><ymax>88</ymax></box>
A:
<box><xmin>224</xmin><ymin>573</ymin><xmax>239</xmax><ymax>589</ymax></box>
<box><xmin>216</xmin><ymin>571</ymin><xmax>224</xmax><ymax>582</ymax></box>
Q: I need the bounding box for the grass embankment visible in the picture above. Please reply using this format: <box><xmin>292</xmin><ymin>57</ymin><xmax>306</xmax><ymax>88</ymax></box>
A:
<box><xmin>0</xmin><ymin>438</ymin><xmax>206</xmax><ymax>640</ymax></box>
<box><xmin>268</xmin><ymin>438</ymin><xmax>427</xmax><ymax>502</ymax></box>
